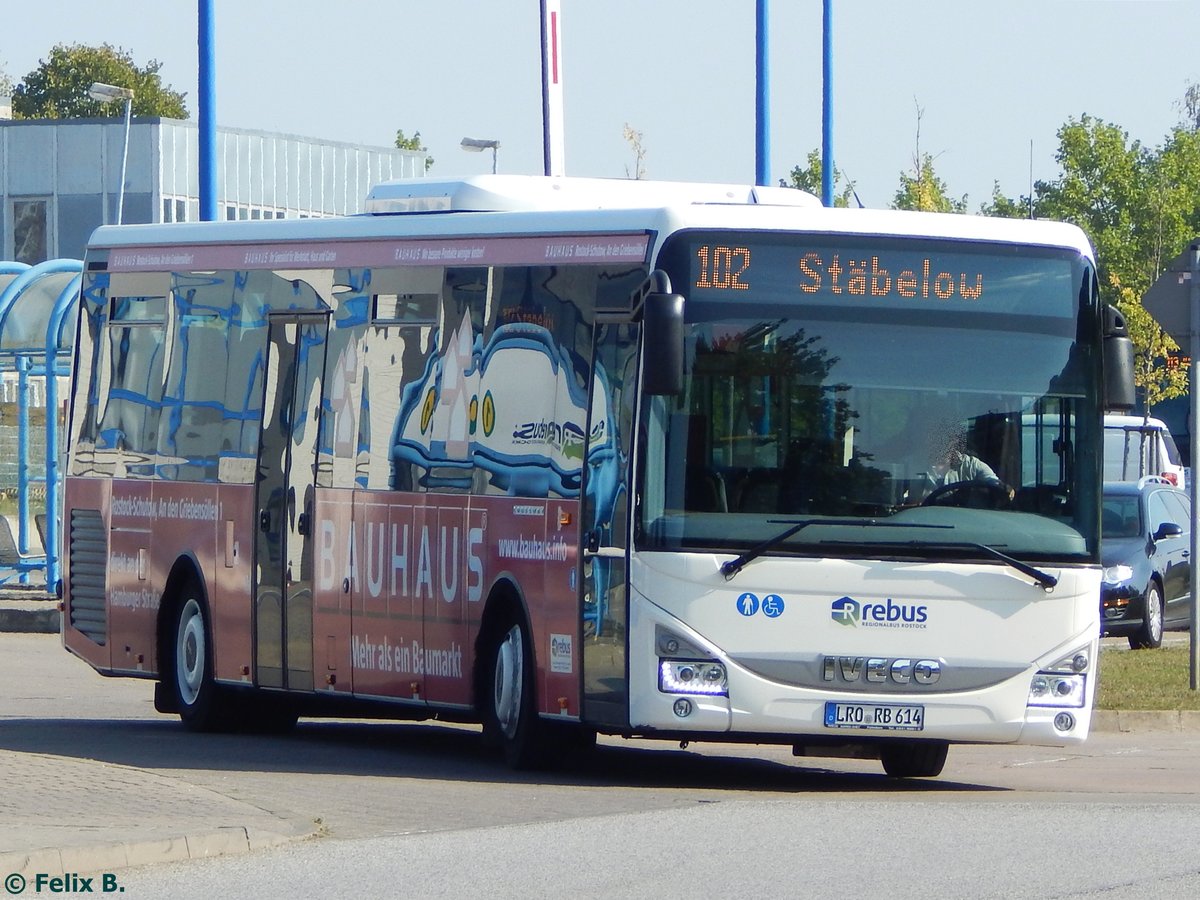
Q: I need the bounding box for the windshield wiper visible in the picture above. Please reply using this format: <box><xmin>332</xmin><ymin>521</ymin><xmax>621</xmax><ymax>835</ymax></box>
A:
<box><xmin>720</xmin><ymin>519</ymin><xmax>950</xmax><ymax>580</ymax></box>
<box><xmin>819</xmin><ymin>539</ymin><xmax>1059</xmax><ymax>590</ymax></box>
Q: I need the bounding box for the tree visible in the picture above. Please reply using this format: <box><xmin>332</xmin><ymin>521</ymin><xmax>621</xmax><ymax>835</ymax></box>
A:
<box><xmin>1180</xmin><ymin>80</ymin><xmax>1200</xmax><ymax>132</ymax></box>
<box><xmin>892</xmin><ymin>153</ymin><xmax>966</xmax><ymax>213</ymax></box>
<box><xmin>622</xmin><ymin>123</ymin><xmax>646</xmax><ymax>180</ymax></box>
<box><xmin>1030</xmin><ymin>114</ymin><xmax>1200</xmax><ymax>411</ymax></box>
<box><xmin>0</xmin><ymin>60</ymin><xmax>13</xmax><ymax>97</ymax></box>
<box><xmin>1034</xmin><ymin>116</ymin><xmax>1148</xmax><ymax>287</ymax></box>
<box><xmin>394</xmin><ymin>129</ymin><xmax>433</xmax><ymax>171</ymax></box>
<box><xmin>892</xmin><ymin>103</ymin><xmax>966</xmax><ymax>213</ymax></box>
<box><xmin>11</xmin><ymin>43</ymin><xmax>187</xmax><ymax>119</ymax></box>
<box><xmin>1113</xmin><ymin>276</ymin><xmax>1188</xmax><ymax>410</ymax></box>
<box><xmin>782</xmin><ymin>149</ymin><xmax>856</xmax><ymax>206</ymax></box>
<box><xmin>979</xmin><ymin>182</ymin><xmax>1031</xmax><ymax>219</ymax></box>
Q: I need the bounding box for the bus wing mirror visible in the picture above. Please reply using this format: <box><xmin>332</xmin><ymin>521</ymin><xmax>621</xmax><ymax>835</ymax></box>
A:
<box><xmin>1103</xmin><ymin>304</ymin><xmax>1136</xmax><ymax>413</ymax></box>
<box><xmin>642</xmin><ymin>292</ymin><xmax>685</xmax><ymax>396</ymax></box>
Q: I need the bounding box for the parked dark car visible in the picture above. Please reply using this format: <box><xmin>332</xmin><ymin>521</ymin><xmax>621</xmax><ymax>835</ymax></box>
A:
<box><xmin>1100</xmin><ymin>478</ymin><xmax>1192</xmax><ymax>649</ymax></box>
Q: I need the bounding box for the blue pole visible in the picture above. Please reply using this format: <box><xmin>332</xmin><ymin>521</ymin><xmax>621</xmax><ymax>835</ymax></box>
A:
<box><xmin>44</xmin><ymin>274</ymin><xmax>82</xmax><ymax>590</ymax></box>
<box><xmin>198</xmin><ymin>0</ymin><xmax>218</xmax><ymax>221</ymax></box>
<box><xmin>755</xmin><ymin>0</ymin><xmax>770</xmax><ymax>186</ymax></box>
<box><xmin>17</xmin><ymin>355</ymin><xmax>31</xmax><ymax>564</ymax></box>
<box><xmin>540</xmin><ymin>0</ymin><xmax>551</xmax><ymax>176</ymax></box>
<box><xmin>821</xmin><ymin>0</ymin><xmax>833</xmax><ymax>206</ymax></box>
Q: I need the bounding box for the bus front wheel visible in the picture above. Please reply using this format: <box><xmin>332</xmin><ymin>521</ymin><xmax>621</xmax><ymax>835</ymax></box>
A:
<box><xmin>485</xmin><ymin>613</ymin><xmax>546</xmax><ymax>769</ymax></box>
<box><xmin>880</xmin><ymin>740</ymin><xmax>948</xmax><ymax>778</ymax></box>
<box><xmin>172</xmin><ymin>590</ymin><xmax>223</xmax><ymax>731</ymax></box>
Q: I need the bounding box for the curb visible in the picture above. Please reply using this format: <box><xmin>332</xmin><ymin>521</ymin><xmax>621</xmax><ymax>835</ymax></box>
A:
<box><xmin>0</xmin><ymin>823</ymin><xmax>317</xmax><ymax>880</ymax></box>
<box><xmin>1091</xmin><ymin>708</ymin><xmax>1200</xmax><ymax>733</ymax></box>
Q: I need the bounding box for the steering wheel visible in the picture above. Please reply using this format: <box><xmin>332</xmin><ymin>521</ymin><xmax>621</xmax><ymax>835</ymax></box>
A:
<box><xmin>921</xmin><ymin>480</ymin><xmax>1011</xmax><ymax>509</ymax></box>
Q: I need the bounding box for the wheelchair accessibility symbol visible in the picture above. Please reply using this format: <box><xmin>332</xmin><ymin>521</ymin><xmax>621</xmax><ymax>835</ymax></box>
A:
<box><xmin>736</xmin><ymin>592</ymin><xmax>785</xmax><ymax>618</ymax></box>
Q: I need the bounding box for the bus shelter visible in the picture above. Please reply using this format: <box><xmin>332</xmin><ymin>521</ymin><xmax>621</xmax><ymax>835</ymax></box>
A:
<box><xmin>0</xmin><ymin>259</ymin><xmax>82</xmax><ymax>588</ymax></box>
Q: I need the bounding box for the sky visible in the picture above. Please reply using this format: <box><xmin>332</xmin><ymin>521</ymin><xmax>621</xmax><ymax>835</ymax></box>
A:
<box><xmin>2</xmin><ymin>0</ymin><xmax>1198</xmax><ymax>211</ymax></box>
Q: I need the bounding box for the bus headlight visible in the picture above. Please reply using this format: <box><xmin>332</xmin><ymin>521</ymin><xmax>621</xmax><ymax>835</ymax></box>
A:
<box><xmin>660</xmin><ymin>660</ymin><xmax>728</xmax><ymax>696</ymax></box>
<box><xmin>1043</xmin><ymin>649</ymin><xmax>1090</xmax><ymax>674</ymax></box>
<box><xmin>1027</xmin><ymin>673</ymin><xmax>1086</xmax><ymax>708</ymax></box>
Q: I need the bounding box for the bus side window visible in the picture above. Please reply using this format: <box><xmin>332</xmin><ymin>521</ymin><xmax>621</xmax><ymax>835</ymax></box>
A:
<box><xmin>96</xmin><ymin>296</ymin><xmax>167</xmax><ymax>475</ymax></box>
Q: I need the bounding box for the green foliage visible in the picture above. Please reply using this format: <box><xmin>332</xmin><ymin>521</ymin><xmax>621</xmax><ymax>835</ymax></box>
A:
<box><xmin>892</xmin><ymin>153</ymin><xmax>966</xmax><ymax>213</ymax></box>
<box><xmin>0</xmin><ymin>59</ymin><xmax>13</xmax><ymax>97</ymax></box>
<box><xmin>1034</xmin><ymin>116</ymin><xmax>1146</xmax><ymax>286</ymax></box>
<box><xmin>1118</xmin><ymin>286</ymin><xmax>1188</xmax><ymax>409</ymax></box>
<box><xmin>979</xmin><ymin>181</ymin><xmax>1031</xmax><ymax>219</ymax></box>
<box><xmin>782</xmin><ymin>149</ymin><xmax>855</xmax><ymax>207</ymax></box>
<box><xmin>394</xmin><ymin>129</ymin><xmax>433</xmax><ymax>172</ymax></box>
<box><xmin>12</xmin><ymin>43</ymin><xmax>187</xmax><ymax>119</ymax></box>
<box><xmin>1029</xmin><ymin>115</ymin><xmax>1200</xmax><ymax>410</ymax></box>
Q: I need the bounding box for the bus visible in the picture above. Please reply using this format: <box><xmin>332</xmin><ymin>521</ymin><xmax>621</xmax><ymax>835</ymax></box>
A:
<box><xmin>61</xmin><ymin>175</ymin><xmax>1135</xmax><ymax>778</ymax></box>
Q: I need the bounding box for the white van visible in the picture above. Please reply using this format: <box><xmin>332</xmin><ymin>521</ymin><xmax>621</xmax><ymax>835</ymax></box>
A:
<box><xmin>1103</xmin><ymin>414</ymin><xmax>1185</xmax><ymax>487</ymax></box>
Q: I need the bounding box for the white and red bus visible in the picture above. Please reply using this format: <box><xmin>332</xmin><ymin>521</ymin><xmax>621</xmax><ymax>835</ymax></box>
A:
<box><xmin>62</xmin><ymin>175</ymin><xmax>1134</xmax><ymax>777</ymax></box>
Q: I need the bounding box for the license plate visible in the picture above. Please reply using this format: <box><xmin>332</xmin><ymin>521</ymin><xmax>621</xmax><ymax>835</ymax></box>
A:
<box><xmin>824</xmin><ymin>701</ymin><xmax>924</xmax><ymax>731</ymax></box>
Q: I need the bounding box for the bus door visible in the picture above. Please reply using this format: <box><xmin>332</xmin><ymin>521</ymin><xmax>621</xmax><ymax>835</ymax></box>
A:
<box><xmin>255</xmin><ymin>313</ymin><xmax>329</xmax><ymax>692</ymax></box>
<box><xmin>580</xmin><ymin>317</ymin><xmax>639</xmax><ymax>726</ymax></box>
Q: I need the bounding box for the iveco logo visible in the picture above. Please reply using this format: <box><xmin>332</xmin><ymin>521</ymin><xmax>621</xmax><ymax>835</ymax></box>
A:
<box><xmin>822</xmin><ymin>656</ymin><xmax>942</xmax><ymax>685</ymax></box>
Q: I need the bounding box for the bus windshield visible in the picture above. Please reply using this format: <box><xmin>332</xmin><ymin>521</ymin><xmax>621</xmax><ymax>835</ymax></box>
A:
<box><xmin>640</xmin><ymin>231</ymin><xmax>1102</xmax><ymax>564</ymax></box>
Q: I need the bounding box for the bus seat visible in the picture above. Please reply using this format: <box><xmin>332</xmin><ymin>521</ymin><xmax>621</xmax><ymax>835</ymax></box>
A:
<box><xmin>685</xmin><ymin>468</ymin><xmax>727</xmax><ymax>512</ymax></box>
<box><xmin>0</xmin><ymin>518</ymin><xmax>19</xmax><ymax>567</ymax></box>
<box><xmin>35</xmin><ymin>513</ymin><xmax>49</xmax><ymax>552</ymax></box>
<box><xmin>0</xmin><ymin>516</ymin><xmax>46</xmax><ymax>582</ymax></box>
<box><xmin>735</xmin><ymin>470</ymin><xmax>781</xmax><ymax>513</ymax></box>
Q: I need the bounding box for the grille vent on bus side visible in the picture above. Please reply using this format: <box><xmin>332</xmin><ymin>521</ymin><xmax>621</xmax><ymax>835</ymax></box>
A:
<box><xmin>68</xmin><ymin>509</ymin><xmax>108</xmax><ymax>645</ymax></box>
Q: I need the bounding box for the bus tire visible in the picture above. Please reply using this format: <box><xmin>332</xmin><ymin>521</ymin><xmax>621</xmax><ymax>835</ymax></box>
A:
<box><xmin>171</xmin><ymin>587</ymin><xmax>224</xmax><ymax>732</ymax></box>
<box><xmin>880</xmin><ymin>740</ymin><xmax>948</xmax><ymax>778</ymax></box>
<box><xmin>484</xmin><ymin>611</ymin><xmax>547</xmax><ymax>769</ymax></box>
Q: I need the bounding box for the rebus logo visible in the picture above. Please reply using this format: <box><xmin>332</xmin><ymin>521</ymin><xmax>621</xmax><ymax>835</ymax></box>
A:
<box><xmin>830</xmin><ymin>596</ymin><xmax>929</xmax><ymax>628</ymax></box>
<box><xmin>831</xmin><ymin>596</ymin><xmax>860</xmax><ymax>626</ymax></box>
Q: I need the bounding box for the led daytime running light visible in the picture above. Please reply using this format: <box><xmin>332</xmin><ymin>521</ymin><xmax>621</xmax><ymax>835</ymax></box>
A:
<box><xmin>1027</xmin><ymin>672</ymin><xmax>1086</xmax><ymax>708</ymax></box>
<box><xmin>659</xmin><ymin>660</ymin><xmax>728</xmax><ymax>696</ymax></box>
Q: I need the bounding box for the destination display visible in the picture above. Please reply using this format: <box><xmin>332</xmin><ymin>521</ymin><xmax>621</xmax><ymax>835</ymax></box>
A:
<box><xmin>688</xmin><ymin>236</ymin><xmax>1079</xmax><ymax>319</ymax></box>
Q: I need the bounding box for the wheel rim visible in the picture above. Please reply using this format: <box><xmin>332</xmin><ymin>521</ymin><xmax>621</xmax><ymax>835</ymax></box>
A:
<box><xmin>176</xmin><ymin>598</ymin><xmax>206</xmax><ymax>707</ymax></box>
<box><xmin>493</xmin><ymin>624</ymin><xmax>523</xmax><ymax>739</ymax></box>
<box><xmin>1147</xmin><ymin>586</ymin><xmax>1164</xmax><ymax>642</ymax></box>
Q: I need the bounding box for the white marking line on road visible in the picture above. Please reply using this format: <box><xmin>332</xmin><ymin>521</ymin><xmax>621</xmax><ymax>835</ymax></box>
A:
<box><xmin>1007</xmin><ymin>747</ymin><xmax>1143</xmax><ymax>767</ymax></box>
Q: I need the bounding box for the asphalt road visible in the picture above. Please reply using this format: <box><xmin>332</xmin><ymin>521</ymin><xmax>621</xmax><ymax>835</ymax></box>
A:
<box><xmin>4</xmin><ymin>633</ymin><xmax>1200</xmax><ymax>898</ymax></box>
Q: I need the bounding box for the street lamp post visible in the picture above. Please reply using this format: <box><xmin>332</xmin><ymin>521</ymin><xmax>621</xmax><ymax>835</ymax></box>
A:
<box><xmin>461</xmin><ymin>137</ymin><xmax>500</xmax><ymax>174</ymax></box>
<box><xmin>88</xmin><ymin>82</ymin><xmax>135</xmax><ymax>224</ymax></box>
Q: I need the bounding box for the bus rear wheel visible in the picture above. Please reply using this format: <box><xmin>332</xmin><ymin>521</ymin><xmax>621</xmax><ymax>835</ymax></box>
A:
<box><xmin>172</xmin><ymin>590</ymin><xmax>223</xmax><ymax>732</ymax></box>
<box><xmin>880</xmin><ymin>740</ymin><xmax>948</xmax><ymax>778</ymax></box>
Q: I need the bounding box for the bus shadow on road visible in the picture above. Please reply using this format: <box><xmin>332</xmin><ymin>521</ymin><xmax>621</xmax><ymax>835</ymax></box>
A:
<box><xmin>0</xmin><ymin>716</ymin><xmax>1003</xmax><ymax>794</ymax></box>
